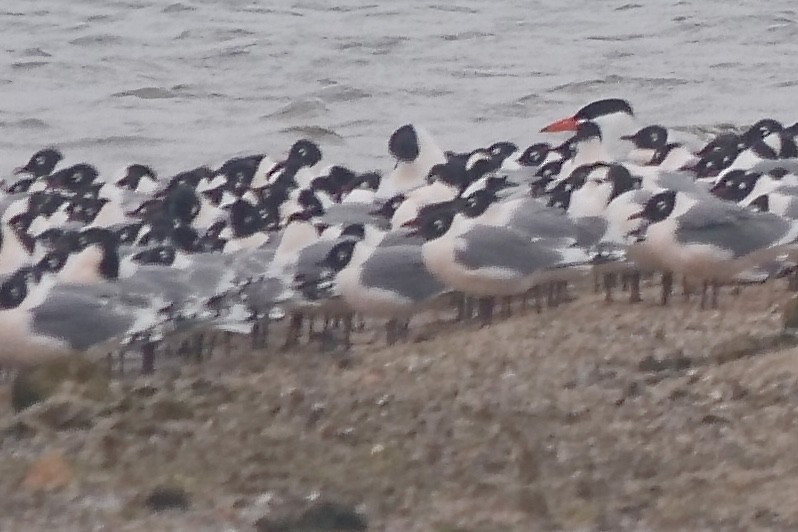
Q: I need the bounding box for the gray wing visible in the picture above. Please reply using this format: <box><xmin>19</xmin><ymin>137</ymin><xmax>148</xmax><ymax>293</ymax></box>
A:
<box><xmin>0</xmin><ymin>193</ymin><xmax>27</xmax><ymax>216</ymax></box>
<box><xmin>749</xmin><ymin>159</ymin><xmax>798</xmax><ymax>175</ymax></box>
<box><xmin>653</xmin><ymin>171</ymin><xmax>713</xmax><ymax>196</ymax></box>
<box><xmin>31</xmin><ymin>291</ymin><xmax>137</xmax><ymax>351</ymax></box>
<box><xmin>454</xmin><ymin>225</ymin><xmax>564</xmax><ymax>274</ymax></box>
<box><xmin>359</xmin><ymin>245</ymin><xmax>444</xmax><ymax>302</ymax></box>
<box><xmin>50</xmin><ymin>282</ymin><xmax>155</xmax><ymax>309</ymax></box>
<box><xmin>676</xmin><ymin>200</ymin><xmax>793</xmax><ymax>256</ymax></box>
<box><xmin>122</xmin><ymin>267</ymin><xmax>195</xmax><ymax>303</ymax></box>
<box><xmin>241</xmin><ymin>276</ymin><xmax>286</xmax><ymax>312</ymax></box>
<box><xmin>572</xmin><ymin>216</ymin><xmax>609</xmax><ymax>248</ymax></box>
<box><xmin>784</xmin><ymin>197</ymin><xmax>798</xmax><ymax>219</ymax></box>
<box><xmin>319</xmin><ymin>203</ymin><xmax>390</xmax><ymax>230</ymax></box>
<box><xmin>377</xmin><ymin>229</ymin><xmax>425</xmax><ymax>247</ymax></box>
<box><xmin>507</xmin><ymin>201</ymin><xmax>580</xmax><ymax>245</ymax></box>
<box><xmin>232</xmin><ymin>247</ymin><xmax>277</xmax><ymax>280</ymax></box>
<box><xmin>294</xmin><ymin>237</ymin><xmax>355</xmax><ymax>280</ymax></box>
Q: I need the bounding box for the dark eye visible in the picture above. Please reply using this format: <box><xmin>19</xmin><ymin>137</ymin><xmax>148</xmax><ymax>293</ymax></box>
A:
<box><xmin>159</xmin><ymin>250</ymin><xmax>170</xmax><ymax>261</ymax></box>
<box><xmin>48</xmin><ymin>256</ymin><xmax>60</xmax><ymax>269</ymax></box>
<box><xmin>297</xmin><ymin>148</ymin><xmax>307</xmax><ymax>157</ymax></box>
<box><xmin>433</xmin><ymin>219</ymin><xmax>445</xmax><ymax>231</ymax></box>
<box><xmin>36</xmin><ymin>155</ymin><xmax>46</xmax><ymax>166</ymax></box>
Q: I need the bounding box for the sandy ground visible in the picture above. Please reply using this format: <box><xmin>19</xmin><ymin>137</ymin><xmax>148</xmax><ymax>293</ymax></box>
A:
<box><xmin>2</xmin><ymin>278</ymin><xmax>798</xmax><ymax>531</ymax></box>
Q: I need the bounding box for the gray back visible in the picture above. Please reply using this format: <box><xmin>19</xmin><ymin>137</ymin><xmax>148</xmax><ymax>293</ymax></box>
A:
<box><xmin>454</xmin><ymin>225</ymin><xmax>564</xmax><ymax>275</ymax></box>
<box><xmin>676</xmin><ymin>199</ymin><xmax>792</xmax><ymax>257</ymax></box>
<box><xmin>359</xmin><ymin>245</ymin><xmax>444</xmax><ymax>302</ymax></box>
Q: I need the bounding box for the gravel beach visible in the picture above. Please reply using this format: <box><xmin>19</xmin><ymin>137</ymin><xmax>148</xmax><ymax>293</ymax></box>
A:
<box><xmin>2</xmin><ymin>278</ymin><xmax>798</xmax><ymax>531</ymax></box>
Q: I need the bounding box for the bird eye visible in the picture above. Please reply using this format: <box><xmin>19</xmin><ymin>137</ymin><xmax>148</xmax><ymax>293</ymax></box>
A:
<box><xmin>159</xmin><ymin>250</ymin><xmax>170</xmax><ymax>261</ymax></box>
<box><xmin>298</xmin><ymin>148</ymin><xmax>307</xmax><ymax>157</ymax></box>
<box><xmin>36</xmin><ymin>155</ymin><xmax>46</xmax><ymax>166</ymax></box>
<box><xmin>433</xmin><ymin>219</ymin><xmax>445</xmax><ymax>231</ymax></box>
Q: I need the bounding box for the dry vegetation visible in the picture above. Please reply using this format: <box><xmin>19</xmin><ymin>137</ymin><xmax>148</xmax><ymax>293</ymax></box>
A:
<box><xmin>3</xmin><ymin>278</ymin><xmax>798</xmax><ymax>531</ymax></box>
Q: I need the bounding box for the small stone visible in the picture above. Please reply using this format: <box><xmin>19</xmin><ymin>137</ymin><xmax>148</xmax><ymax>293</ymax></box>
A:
<box><xmin>11</xmin><ymin>356</ymin><xmax>109</xmax><ymax>412</ymax></box>
<box><xmin>370</xmin><ymin>443</ymin><xmax>385</xmax><ymax>455</ymax></box>
<box><xmin>701</xmin><ymin>413</ymin><xmax>730</xmax><ymax>426</ymax></box>
<box><xmin>132</xmin><ymin>384</ymin><xmax>158</xmax><ymax>398</ymax></box>
<box><xmin>296</xmin><ymin>501</ymin><xmax>368</xmax><ymax>530</ymax></box>
<box><xmin>638</xmin><ymin>353</ymin><xmax>691</xmax><ymax>373</ymax></box>
<box><xmin>22</xmin><ymin>451</ymin><xmax>74</xmax><ymax>492</ymax></box>
<box><xmin>21</xmin><ymin>394</ymin><xmax>96</xmax><ymax>431</ymax></box>
<box><xmin>710</xmin><ymin>334</ymin><xmax>764</xmax><ymax>364</ymax></box>
<box><xmin>149</xmin><ymin>398</ymin><xmax>194</xmax><ymax>421</ymax></box>
<box><xmin>783</xmin><ymin>296</ymin><xmax>798</xmax><ymax>330</ymax></box>
<box><xmin>256</xmin><ymin>500</ymin><xmax>367</xmax><ymax>531</ymax></box>
<box><xmin>144</xmin><ymin>485</ymin><xmax>190</xmax><ymax>512</ymax></box>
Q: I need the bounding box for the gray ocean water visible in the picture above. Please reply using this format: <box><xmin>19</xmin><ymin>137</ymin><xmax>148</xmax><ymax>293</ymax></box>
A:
<box><xmin>2</xmin><ymin>0</ymin><xmax>798</xmax><ymax>177</ymax></box>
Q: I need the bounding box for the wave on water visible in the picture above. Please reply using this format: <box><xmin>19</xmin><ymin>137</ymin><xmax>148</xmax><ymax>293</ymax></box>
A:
<box><xmin>59</xmin><ymin>135</ymin><xmax>165</xmax><ymax>148</ymax></box>
<box><xmin>264</xmin><ymin>98</ymin><xmax>329</xmax><ymax>120</ymax></box>
<box><xmin>279</xmin><ymin>125</ymin><xmax>345</xmax><ymax>143</ymax></box>
<box><xmin>0</xmin><ymin>119</ymin><xmax>50</xmax><ymax>130</ymax></box>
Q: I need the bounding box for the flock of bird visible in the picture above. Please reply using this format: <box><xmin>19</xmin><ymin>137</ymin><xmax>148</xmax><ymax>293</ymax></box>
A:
<box><xmin>2</xmin><ymin>97</ymin><xmax>798</xmax><ymax>373</ymax></box>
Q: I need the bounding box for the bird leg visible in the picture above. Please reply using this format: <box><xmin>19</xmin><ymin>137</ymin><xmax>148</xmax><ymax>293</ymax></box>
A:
<box><xmin>628</xmin><ymin>270</ymin><xmax>642</xmax><ymax>303</ymax></box>
<box><xmin>385</xmin><ymin>319</ymin><xmax>399</xmax><ymax>346</ymax></box>
<box><xmin>251</xmin><ymin>321</ymin><xmax>261</xmax><ymax>350</ymax></box>
<box><xmin>342</xmin><ymin>314</ymin><xmax>353</xmax><ymax>349</ymax></box>
<box><xmin>398</xmin><ymin>318</ymin><xmax>411</xmax><ymax>341</ymax></box>
<box><xmin>604</xmin><ymin>273</ymin><xmax>617</xmax><ymax>302</ymax></box>
<box><xmin>532</xmin><ymin>285</ymin><xmax>543</xmax><ymax>314</ymax></box>
<box><xmin>683</xmin><ymin>277</ymin><xmax>692</xmax><ymax>302</ymax></box>
<box><xmin>193</xmin><ymin>332</ymin><xmax>205</xmax><ymax>361</ymax></box>
<box><xmin>283</xmin><ymin>312</ymin><xmax>304</xmax><ymax>350</ymax></box>
<box><xmin>711</xmin><ymin>280</ymin><xmax>720</xmax><ymax>309</ymax></box>
<box><xmin>141</xmin><ymin>342</ymin><xmax>156</xmax><ymax>375</ymax></box>
<box><xmin>660</xmin><ymin>271</ymin><xmax>673</xmax><ymax>305</ymax></box>
<box><xmin>501</xmin><ymin>296</ymin><xmax>513</xmax><ymax>318</ymax></box>
<box><xmin>478</xmin><ymin>297</ymin><xmax>495</xmax><ymax>326</ymax></box>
